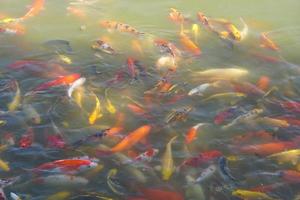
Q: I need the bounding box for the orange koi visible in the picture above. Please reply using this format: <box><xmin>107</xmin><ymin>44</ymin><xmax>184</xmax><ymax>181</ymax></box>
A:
<box><xmin>260</xmin><ymin>33</ymin><xmax>279</xmax><ymax>51</ymax></box>
<box><xmin>127</xmin><ymin>57</ymin><xmax>138</xmax><ymax>79</ymax></box>
<box><xmin>240</xmin><ymin>141</ymin><xmax>297</xmax><ymax>156</ymax></box>
<box><xmin>154</xmin><ymin>38</ymin><xmax>181</xmax><ymax>58</ymax></box>
<box><xmin>127</xmin><ymin>103</ymin><xmax>147</xmax><ymax>116</ymax></box>
<box><xmin>179</xmin><ymin>32</ymin><xmax>201</xmax><ymax>56</ymax></box>
<box><xmin>21</xmin><ymin>0</ymin><xmax>45</xmax><ymax>20</ymax></box>
<box><xmin>108</xmin><ymin>125</ymin><xmax>152</xmax><ymax>153</ymax></box>
<box><xmin>100</xmin><ymin>20</ymin><xmax>144</xmax><ymax>35</ymax></box>
<box><xmin>19</xmin><ymin>128</ymin><xmax>34</xmax><ymax>148</ymax></box>
<box><xmin>185</xmin><ymin>123</ymin><xmax>204</xmax><ymax>144</ymax></box>
<box><xmin>197</xmin><ymin>12</ymin><xmax>210</xmax><ymax>27</ymax></box>
<box><xmin>256</xmin><ymin>76</ymin><xmax>270</xmax><ymax>91</ymax></box>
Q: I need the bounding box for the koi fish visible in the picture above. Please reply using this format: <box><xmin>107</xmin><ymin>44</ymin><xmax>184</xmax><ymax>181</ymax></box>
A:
<box><xmin>192</xmin><ymin>24</ymin><xmax>199</xmax><ymax>43</ymax></box>
<box><xmin>46</xmin><ymin>191</ymin><xmax>71</xmax><ymax>200</ymax></box>
<box><xmin>240</xmin><ymin>141</ymin><xmax>297</xmax><ymax>156</ymax></box>
<box><xmin>0</xmin><ymin>23</ymin><xmax>25</xmax><ymax>35</ymax></box>
<box><xmin>72</xmin><ymin>129</ymin><xmax>109</xmax><ymax>148</ymax></box>
<box><xmin>281</xmin><ymin>170</ymin><xmax>300</xmax><ymax>183</ymax></box>
<box><xmin>250</xmin><ymin>182</ymin><xmax>286</xmax><ymax>193</ymax></box>
<box><xmin>7</xmin><ymin>80</ymin><xmax>21</xmax><ymax>112</ymax></box>
<box><xmin>88</xmin><ymin>93</ymin><xmax>103</xmax><ymax>125</ymax></box>
<box><xmin>222</xmin><ymin>108</ymin><xmax>263</xmax><ymax>130</ymax></box>
<box><xmin>21</xmin><ymin>0</ymin><xmax>45</xmax><ymax>20</ymax></box>
<box><xmin>19</xmin><ymin>128</ymin><xmax>34</xmax><ymax>148</ymax></box>
<box><xmin>218</xmin><ymin>156</ymin><xmax>237</xmax><ymax>182</ymax></box>
<box><xmin>127</xmin><ymin>57</ymin><xmax>138</xmax><ymax>79</ymax></box>
<box><xmin>188</xmin><ymin>82</ymin><xmax>220</xmax><ymax>96</ymax></box>
<box><xmin>105</xmin><ymin>90</ymin><xmax>116</xmax><ymax>114</ymax></box>
<box><xmin>232</xmin><ymin>189</ymin><xmax>278</xmax><ymax>200</ymax></box>
<box><xmin>185</xmin><ymin>123</ymin><xmax>206</xmax><ymax>144</ymax></box>
<box><xmin>131</xmin><ymin>39</ymin><xmax>144</xmax><ymax>56</ymax></box>
<box><xmin>91</xmin><ymin>39</ymin><xmax>116</xmax><ymax>55</ymax></box>
<box><xmin>180</xmin><ymin>150</ymin><xmax>223</xmax><ymax>168</ymax></box>
<box><xmin>260</xmin><ymin>32</ymin><xmax>279</xmax><ymax>51</ymax></box>
<box><xmin>232</xmin><ymin>81</ymin><xmax>265</xmax><ymax>96</ymax></box>
<box><xmin>127</xmin><ymin>103</ymin><xmax>148</xmax><ymax>117</ymax></box>
<box><xmin>195</xmin><ymin>164</ymin><xmax>217</xmax><ymax>183</ymax></box>
<box><xmin>140</xmin><ymin>188</ymin><xmax>184</xmax><ymax>200</ymax></box>
<box><xmin>202</xmin><ymin>92</ymin><xmax>246</xmax><ymax>103</ymax></box>
<box><xmin>179</xmin><ymin>32</ymin><xmax>201</xmax><ymax>56</ymax></box>
<box><xmin>34</xmin><ymin>156</ymin><xmax>99</xmax><ymax>174</ymax></box>
<box><xmin>0</xmin><ymin>159</ymin><xmax>10</xmax><ymax>172</ymax></box>
<box><xmin>232</xmin><ymin>130</ymin><xmax>274</xmax><ymax>144</ymax></box>
<box><xmin>169</xmin><ymin>8</ymin><xmax>186</xmax><ymax>24</ymax></box>
<box><xmin>197</xmin><ymin>12</ymin><xmax>210</xmax><ymax>27</ymax></box>
<box><xmin>100</xmin><ymin>20</ymin><xmax>144</xmax><ymax>35</ymax></box>
<box><xmin>32</xmin><ymin>73</ymin><xmax>81</xmax><ymax>92</ymax></box>
<box><xmin>154</xmin><ymin>39</ymin><xmax>181</xmax><ymax>57</ymax></box>
<box><xmin>46</xmin><ymin>135</ymin><xmax>66</xmax><ymax>149</ymax></box>
<box><xmin>256</xmin><ymin>76</ymin><xmax>270</xmax><ymax>91</ymax></box>
<box><xmin>134</xmin><ymin>148</ymin><xmax>159</xmax><ymax>163</ymax></box>
<box><xmin>255</xmin><ymin>117</ymin><xmax>289</xmax><ymax>128</ymax></box>
<box><xmin>195</xmin><ymin>68</ymin><xmax>248</xmax><ymax>81</ymax></box>
<box><xmin>10</xmin><ymin>192</ymin><xmax>21</xmax><ymax>200</ymax></box>
<box><xmin>214</xmin><ymin>106</ymin><xmax>240</xmax><ymax>125</ymax></box>
<box><xmin>280</xmin><ymin>101</ymin><xmax>300</xmax><ymax>113</ymax></box>
<box><xmin>161</xmin><ymin>136</ymin><xmax>177</xmax><ymax>181</ymax></box>
<box><xmin>67</xmin><ymin>77</ymin><xmax>86</xmax><ymax>98</ymax></box>
<box><xmin>268</xmin><ymin>149</ymin><xmax>300</xmax><ymax>165</ymax></box>
<box><xmin>107</xmin><ymin>125</ymin><xmax>152</xmax><ymax>153</ymax></box>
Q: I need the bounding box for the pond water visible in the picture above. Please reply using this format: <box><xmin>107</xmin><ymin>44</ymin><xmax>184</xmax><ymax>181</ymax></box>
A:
<box><xmin>0</xmin><ymin>0</ymin><xmax>300</xmax><ymax>199</ymax></box>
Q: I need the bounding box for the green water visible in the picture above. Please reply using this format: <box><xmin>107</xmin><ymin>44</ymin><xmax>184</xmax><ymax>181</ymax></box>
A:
<box><xmin>1</xmin><ymin>0</ymin><xmax>300</xmax><ymax>199</ymax></box>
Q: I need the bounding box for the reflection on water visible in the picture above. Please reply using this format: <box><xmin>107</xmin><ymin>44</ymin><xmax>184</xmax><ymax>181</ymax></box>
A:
<box><xmin>1</xmin><ymin>0</ymin><xmax>300</xmax><ymax>199</ymax></box>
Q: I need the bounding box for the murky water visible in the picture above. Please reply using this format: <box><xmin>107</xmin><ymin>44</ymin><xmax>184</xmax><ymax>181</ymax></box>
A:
<box><xmin>1</xmin><ymin>0</ymin><xmax>300</xmax><ymax>199</ymax></box>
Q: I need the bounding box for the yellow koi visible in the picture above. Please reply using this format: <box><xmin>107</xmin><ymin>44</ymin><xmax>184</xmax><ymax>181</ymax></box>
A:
<box><xmin>73</xmin><ymin>86</ymin><xmax>84</xmax><ymax>108</ymax></box>
<box><xmin>8</xmin><ymin>81</ymin><xmax>21</xmax><ymax>111</ymax></box>
<box><xmin>203</xmin><ymin>92</ymin><xmax>246</xmax><ymax>102</ymax></box>
<box><xmin>192</xmin><ymin>24</ymin><xmax>199</xmax><ymax>43</ymax></box>
<box><xmin>195</xmin><ymin>68</ymin><xmax>248</xmax><ymax>81</ymax></box>
<box><xmin>161</xmin><ymin>136</ymin><xmax>177</xmax><ymax>181</ymax></box>
<box><xmin>47</xmin><ymin>191</ymin><xmax>71</xmax><ymax>200</ymax></box>
<box><xmin>105</xmin><ymin>90</ymin><xmax>116</xmax><ymax>114</ymax></box>
<box><xmin>107</xmin><ymin>168</ymin><xmax>125</xmax><ymax>195</ymax></box>
<box><xmin>0</xmin><ymin>158</ymin><xmax>10</xmax><ymax>172</ymax></box>
<box><xmin>232</xmin><ymin>189</ymin><xmax>278</xmax><ymax>200</ymax></box>
<box><xmin>58</xmin><ymin>54</ymin><xmax>72</xmax><ymax>64</ymax></box>
<box><xmin>268</xmin><ymin>149</ymin><xmax>300</xmax><ymax>165</ymax></box>
<box><xmin>89</xmin><ymin>93</ymin><xmax>103</xmax><ymax>125</ymax></box>
<box><xmin>256</xmin><ymin>117</ymin><xmax>289</xmax><ymax>128</ymax></box>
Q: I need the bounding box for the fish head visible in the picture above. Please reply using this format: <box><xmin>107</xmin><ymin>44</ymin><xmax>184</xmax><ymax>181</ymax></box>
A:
<box><xmin>79</xmin><ymin>161</ymin><xmax>98</xmax><ymax>172</ymax></box>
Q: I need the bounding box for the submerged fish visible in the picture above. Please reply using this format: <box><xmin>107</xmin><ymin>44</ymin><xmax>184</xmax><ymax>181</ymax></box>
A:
<box><xmin>100</xmin><ymin>20</ymin><xmax>144</xmax><ymax>35</ymax></box>
<box><xmin>161</xmin><ymin>136</ymin><xmax>177</xmax><ymax>181</ymax></box>
<box><xmin>195</xmin><ymin>68</ymin><xmax>248</xmax><ymax>81</ymax></box>
<box><xmin>232</xmin><ymin>189</ymin><xmax>278</xmax><ymax>200</ymax></box>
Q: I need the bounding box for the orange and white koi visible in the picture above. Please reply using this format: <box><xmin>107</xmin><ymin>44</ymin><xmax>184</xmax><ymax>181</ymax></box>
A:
<box><xmin>123</xmin><ymin>148</ymin><xmax>159</xmax><ymax>164</ymax></box>
<box><xmin>67</xmin><ymin>77</ymin><xmax>86</xmax><ymax>98</ymax></box>
<box><xmin>154</xmin><ymin>38</ymin><xmax>181</xmax><ymax>58</ymax></box>
<box><xmin>185</xmin><ymin>123</ymin><xmax>206</xmax><ymax>144</ymax></box>
<box><xmin>100</xmin><ymin>20</ymin><xmax>144</xmax><ymax>35</ymax></box>
<box><xmin>169</xmin><ymin>8</ymin><xmax>186</xmax><ymax>24</ymax></box>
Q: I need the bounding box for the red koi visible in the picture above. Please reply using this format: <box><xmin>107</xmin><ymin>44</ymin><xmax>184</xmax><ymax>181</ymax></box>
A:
<box><xmin>34</xmin><ymin>156</ymin><xmax>98</xmax><ymax>174</ymax></box>
<box><xmin>180</xmin><ymin>150</ymin><xmax>223</xmax><ymax>168</ymax></box>
<box><xmin>19</xmin><ymin>128</ymin><xmax>34</xmax><ymax>148</ymax></box>
<box><xmin>232</xmin><ymin>130</ymin><xmax>274</xmax><ymax>144</ymax></box>
<box><xmin>33</xmin><ymin>73</ymin><xmax>81</xmax><ymax>92</ymax></box>
<box><xmin>281</xmin><ymin>170</ymin><xmax>300</xmax><ymax>183</ymax></box>
<box><xmin>280</xmin><ymin>101</ymin><xmax>300</xmax><ymax>113</ymax></box>
<box><xmin>46</xmin><ymin>135</ymin><xmax>66</xmax><ymax>149</ymax></box>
